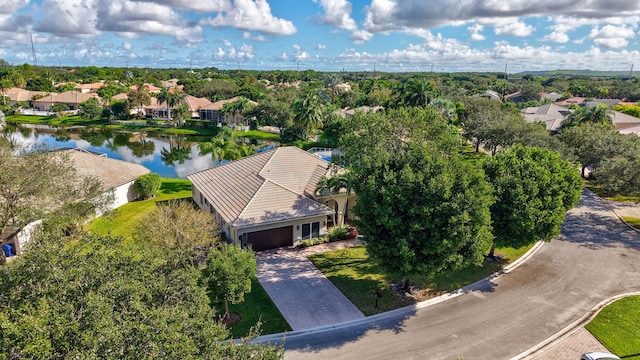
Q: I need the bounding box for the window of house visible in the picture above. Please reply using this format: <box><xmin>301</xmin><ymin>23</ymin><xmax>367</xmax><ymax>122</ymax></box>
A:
<box><xmin>301</xmin><ymin>221</ymin><xmax>320</xmax><ymax>240</ymax></box>
<box><xmin>199</xmin><ymin>193</ymin><xmax>204</xmax><ymax>205</ymax></box>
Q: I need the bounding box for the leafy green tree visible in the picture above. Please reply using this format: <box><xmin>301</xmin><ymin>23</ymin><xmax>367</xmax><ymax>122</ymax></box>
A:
<box><xmin>0</xmin><ymin>145</ymin><xmax>106</xmax><ymax>233</ymax></box>
<box><xmin>246</xmin><ymin>96</ymin><xmax>293</xmax><ymax>134</ymax></box>
<box><xmin>593</xmin><ymin>156</ymin><xmax>640</xmax><ymax>196</ymax></box>
<box><xmin>79</xmin><ymin>97</ymin><xmax>103</xmax><ymax>121</ymax></box>
<box><xmin>50</xmin><ymin>103</ymin><xmax>67</xmax><ymax>120</ymax></box>
<box><xmin>460</xmin><ymin>97</ymin><xmax>505</xmax><ymax>152</ymax></box>
<box><xmin>559</xmin><ymin>122</ymin><xmax>635</xmax><ymax>177</ymax></box>
<box><xmin>343</xmin><ymin>108</ymin><xmax>492</xmax><ymax>288</ymax></box>
<box><xmin>135</xmin><ymin>173</ymin><xmax>161</xmax><ymax>199</ymax></box>
<box><xmin>205</xmin><ymin>244</ymin><xmax>257</xmax><ymax>320</ymax></box>
<box><xmin>483</xmin><ymin>145</ymin><xmax>582</xmax><ymax>258</ymax></box>
<box><xmin>110</xmin><ymin>100</ymin><xmax>129</xmax><ymax>119</ymax></box>
<box><xmin>353</xmin><ymin>143</ymin><xmax>494</xmax><ymax>288</ymax></box>
<box><xmin>126</xmin><ymin>85</ymin><xmax>151</xmax><ymax>118</ymax></box>
<box><xmin>134</xmin><ymin>200</ymin><xmax>219</xmax><ymax>266</ymax></box>
<box><xmin>0</xmin><ymin>233</ymin><xmax>283</xmax><ymax>359</ymax></box>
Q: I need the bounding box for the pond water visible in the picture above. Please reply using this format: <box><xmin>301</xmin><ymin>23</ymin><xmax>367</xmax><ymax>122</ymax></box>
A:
<box><xmin>6</xmin><ymin>125</ymin><xmax>274</xmax><ymax>178</ymax></box>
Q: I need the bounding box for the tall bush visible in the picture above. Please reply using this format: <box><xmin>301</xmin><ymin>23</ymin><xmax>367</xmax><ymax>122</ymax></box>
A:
<box><xmin>135</xmin><ymin>173</ymin><xmax>161</xmax><ymax>199</ymax></box>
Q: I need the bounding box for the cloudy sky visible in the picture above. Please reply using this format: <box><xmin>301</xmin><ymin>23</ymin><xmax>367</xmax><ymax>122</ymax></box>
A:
<box><xmin>2</xmin><ymin>0</ymin><xmax>640</xmax><ymax>72</ymax></box>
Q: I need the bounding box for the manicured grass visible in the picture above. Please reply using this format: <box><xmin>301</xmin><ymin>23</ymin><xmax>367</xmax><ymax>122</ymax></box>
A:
<box><xmin>584</xmin><ymin>181</ymin><xmax>640</xmax><ymax>203</ymax></box>
<box><xmin>585</xmin><ymin>296</ymin><xmax>640</xmax><ymax>359</ymax></box>
<box><xmin>228</xmin><ymin>277</ymin><xmax>292</xmax><ymax>338</ymax></box>
<box><xmin>622</xmin><ymin>216</ymin><xmax>640</xmax><ymax>230</ymax></box>
<box><xmin>88</xmin><ymin>178</ymin><xmax>192</xmax><ymax>240</ymax></box>
<box><xmin>7</xmin><ymin>114</ymin><xmax>105</xmax><ymax>126</ymax></box>
<box><xmin>233</xmin><ymin>129</ymin><xmax>280</xmax><ymax>141</ymax></box>
<box><xmin>308</xmin><ymin>244</ymin><xmax>532</xmax><ymax>316</ymax></box>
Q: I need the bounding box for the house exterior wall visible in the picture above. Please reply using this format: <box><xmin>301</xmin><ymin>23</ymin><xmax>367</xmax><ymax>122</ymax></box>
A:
<box><xmin>14</xmin><ymin>220</ymin><xmax>42</xmax><ymax>255</ymax></box>
<box><xmin>111</xmin><ymin>181</ymin><xmax>140</xmax><ymax>209</ymax></box>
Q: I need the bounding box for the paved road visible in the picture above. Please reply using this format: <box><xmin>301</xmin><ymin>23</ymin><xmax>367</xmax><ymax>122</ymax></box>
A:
<box><xmin>267</xmin><ymin>191</ymin><xmax>640</xmax><ymax>359</ymax></box>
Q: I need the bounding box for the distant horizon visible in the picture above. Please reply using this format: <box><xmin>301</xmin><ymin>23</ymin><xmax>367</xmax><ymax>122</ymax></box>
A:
<box><xmin>2</xmin><ymin>1</ymin><xmax>640</xmax><ymax>74</ymax></box>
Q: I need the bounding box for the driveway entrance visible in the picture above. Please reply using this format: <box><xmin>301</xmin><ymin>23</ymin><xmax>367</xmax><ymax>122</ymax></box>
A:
<box><xmin>256</xmin><ymin>244</ymin><xmax>365</xmax><ymax>331</ymax></box>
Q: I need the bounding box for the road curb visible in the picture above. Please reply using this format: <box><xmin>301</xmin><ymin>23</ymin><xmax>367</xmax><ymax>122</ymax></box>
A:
<box><xmin>510</xmin><ymin>291</ymin><xmax>640</xmax><ymax>360</ymax></box>
<box><xmin>584</xmin><ymin>188</ymin><xmax>640</xmax><ymax>234</ymax></box>
<box><xmin>252</xmin><ymin>240</ymin><xmax>547</xmax><ymax>344</ymax></box>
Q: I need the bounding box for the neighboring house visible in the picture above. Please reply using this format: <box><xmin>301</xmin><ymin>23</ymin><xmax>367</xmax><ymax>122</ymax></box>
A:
<box><xmin>521</xmin><ymin>103</ymin><xmax>574</xmax><ymax>131</ymax></box>
<box><xmin>65</xmin><ymin>148</ymin><xmax>151</xmax><ymax>210</ymax></box>
<box><xmin>32</xmin><ymin>91</ymin><xmax>100</xmax><ymax>111</ymax></box>
<box><xmin>584</xmin><ymin>99</ymin><xmax>622</xmax><ymax>107</ymax></box>
<box><xmin>1</xmin><ymin>87</ymin><xmax>47</xmax><ymax>107</ymax></box>
<box><xmin>473</xmin><ymin>90</ymin><xmax>501</xmax><ymax>101</ymax></box>
<box><xmin>143</xmin><ymin>95</ymin><xmax>213</xmax><ymax>119</ymax></box>
<box><xmin>611</xmin><ymin>111</ymin><xmax>640</xmax><ymax>136</ymax></box>
<box><xmin>188</xmin><ymin>146</ymin><xmax>355</xmax><ymax>251</ymax></box>
<box><xmin>335</xmin><ymin>105</ymin><xmax>384</xmax><ymax>119</ymax></box>
<box><xmin>556</xmin><ymin>97</ymin><xmax>586</xmax><ymax>106</ymax></box>
<box><xmin>540</xmin><ymin>92</ymin><xmax>563</xmax><ymax>102</ymax></box>
<box><xmin>199</xmin><ymin>96</ymin><xmax>258</xmax><ymax>125</ymax></box>
<box><xmin>75</xmin><ymin>82</ymin><xmax>105</xmax><ymax>94</ymax></box>
<box><xmin>2</xmin><ymin>149</ymin><xmax>150</xmax><ymax>258</ymax></box>
<box><xmin>504</xmin><ymin>91</ymin><xmax>524</xmax><ymax>102</ymax></box>
<box><xmin>129</xmin><ymin>83</ymin><xmax>161</xmax><ymax>94</ymax></box>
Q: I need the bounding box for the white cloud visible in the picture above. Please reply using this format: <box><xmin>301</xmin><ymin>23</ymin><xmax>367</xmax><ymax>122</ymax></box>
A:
<box><xmin>133</xmin><ymin>0</ymin><xmax>233</xmax><ymax>13</ymax></box>
<box><xmin>589</xmin><ymin>24</ymin><xmax>636</xmax><ymax>49</ymax></box>
<box><xmin>350</xmin><ymin>29</ymin><xmax>373</xmax><ymax>44</ymax></box>
<box><xmin>494</xmin><ymin>21</ymin><xmax>534</xmax><ymax>37</ymax></box>
<box><xmin>316</xmin><ymin>43</ymin><xmax>326</xmax><ymax>49</ymax></box>
<box><xmin>34</xmin><ymin>0</ymin><xmax>99</xmax><ymax>38</ymax></box>
<box><xmin>242</xmin><ymin>31</ymin><xmax>268</xmax><ymax>41</ymax></box>
<box><xmin>213</xmin><ymin>39</ymin><xmax>254</xmax><ymax>60</ymax></box>
<box><xmin>468</xmin><ymin>23</ymin><xmax>485</xmax><ymax>41</ymax></box>
<box><xmin>545</xmin><ymin>31</ymin><xmax>569</xmax><ymax>43</ymax></box>
<box><xmin>122</xmin><ymin>41</ymin><xmax>132</xmax><ymax>50</ymax></box>
<box><xmin>200</xmin><ymin>0</ymin><xmax>296</xmax><ymax>36</ymax></box>
<box><xmin>1</xmin><ymin>0</ymin><xmax>30</xmax><ymax>15</ymax></box>
<box><xmin>315</xmin><ymin>0</ymin><xmax>357</xmax><ymax>31</ymax></box>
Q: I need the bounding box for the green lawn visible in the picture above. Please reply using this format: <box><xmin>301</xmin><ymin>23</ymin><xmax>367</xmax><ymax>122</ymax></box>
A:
<box><xmin>89</xmin><ymin>178</ymin><xmax>193</xmax><ymax>240</ymax></box>
<box><xmin>622</xmin><ymin>216</ymin><xmax>640</xmax><ymax>230</ymax></box>
<box><xmin>585</xmin><ymin>296</ymin><xmax>640</xmax><ymax>359</ymax></box>
<box><xmin>233</xmin><ymin>129</ymin><xmax>280</xmax><ymax>141</ymax></box>
<box><xmin>228</xmin><ymin>277</ymin><xmax>292</xmax><ymax>338</ymax></box>
<box><xmin>584</xmin><ymin>181</ymin><xmax>640</xmax><ymax>203</ymax></box>
<box><xmin>308</xmin><ymin>244</ymin><xmax>532</xmax><ymax>316</ymax></box>
<box><xmin>8</xmin><ymin>114</ymin><xmax>105</xmax><ymax>126</ymax></box>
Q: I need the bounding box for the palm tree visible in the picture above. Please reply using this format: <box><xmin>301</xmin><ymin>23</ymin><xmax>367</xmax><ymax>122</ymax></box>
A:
<box><xmin>157</xmin><ymin>88</ymin><xmax>187</xmax><ymax>124</ymax></box>
<box><xmin>198</xmin><ymin>126</ymin><xmax>253</xmax><ymax>165</ymax></box>
<box><xmin>562</xmin><ymin>103</ymin><xmax>613</xmax><ymax>129</ymax></box>
<box><xmin>402</xmin><ymin>78</ymin><xmax>435</xmax><ymax>107</ymax></box>
<box><xmin>314</xmin><ymin>170</ymin><xmax>353</xmax><ymax>226</ymax></box>
<box><xmin>293</xmin><ymin>91</ymin><xmax>323</xmax><ymax>140</ymax></box>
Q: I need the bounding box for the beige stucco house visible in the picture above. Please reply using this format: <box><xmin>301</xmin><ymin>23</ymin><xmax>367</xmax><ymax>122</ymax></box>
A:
<box><xmin>32</xmin><ymin>91</ymin><xmax>100</xmax><ymax>111</ymax></box>
<box><xmin>188</xmin><ymin>146</ymin><xmax>355</xmax><ymax>251</ymax></box>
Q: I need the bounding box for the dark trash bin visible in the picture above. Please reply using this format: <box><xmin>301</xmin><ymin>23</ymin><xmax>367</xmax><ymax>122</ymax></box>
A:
<box><xmin>2</xmin><ymin>243</ymin><xmax>14</xmax><ymax>257</ymax></box>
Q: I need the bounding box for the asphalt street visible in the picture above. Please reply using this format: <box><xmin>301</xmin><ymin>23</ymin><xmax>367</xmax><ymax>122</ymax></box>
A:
<box><xmin>262</xmin><ymin>191</ymin><xmax>640</xmax><ymax>360</ymax></box>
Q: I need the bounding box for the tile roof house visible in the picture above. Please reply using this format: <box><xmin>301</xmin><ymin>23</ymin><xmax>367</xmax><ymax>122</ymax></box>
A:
<box><xmin>199</xmin><ymin>96</ymin><xmax>258</xmax><ymax>124</ymax></box>
<box><xmin>74</xmin><ymin>82</ymin><xmax>105</xmax><ymax>94</ymax></box>
<box><xmin>611</xmin><ymin>111</ymin><xmax>640</xmax><ymax>136</ymax></box>
<box><xmin>522</xmin><ymin>103</ymin><xmax>574</xmax><ymax>131</ymax></box>
<box><xmin>143</xmin><ymin>95</ymin><xmax>213</xmax><ymax>119</ymax></box>
<box><xmin>32</xmin><ymin>91</ymin><xmax>100</xmax><ymax>111</ymax></box>
<box><xmin>65</xmin><ymin>149</ymin><xmax>151</xmax><ymax>210</ymax></box>
<box><xmin>1</xmin><ymin>87</ymin><xmax>48</xmax><ymax>107</ymax></box>
<box><xmin>188</xmin><ymin>146</ymin><xmax>354</xmax><ymax>251</ymax></box>
<box><xmin>4</xmin><ymin>149</ymin><xmax>150</xmax><ymax>258</ymax></box>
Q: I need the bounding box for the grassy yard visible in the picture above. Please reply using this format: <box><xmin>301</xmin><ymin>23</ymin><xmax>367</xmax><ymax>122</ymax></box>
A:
<box><xmin>584</xmin><ymin>181</ymin><xmax>640</xmax><ymax>203</ymax></box>
<box><xmin>89</xmin><ymin>178</ymin><xmax>193</xmax><ymax>240</ymax></box>
<box><xmin>308</xmin><ymin>244</ymin><xmax>532</xmax><ymax>316</ymax></box>
<box><xmin>622</xmin><ymin>216</ymin><xmax>640</xmax><ymax>230</ymax></box>
<box><xmin>585</xmin><ymin>296</ymin><xmax>640</xmax><ymax>359</ymax></box>
<box><xmin>88</xmin><ymin>178</ymin><xmax>289</xmax><ymax>336</ymax></box>
<box><xmin>233</xmin><ymin>129</ymin><xmax>280</xmax><ymax>141</ymax></box>
<box><xmin>228</xmin><ymin>277</ymin><xmax>292</xmax><ymax>338</ymax></box>
<box><xmin>8</xmin><ymin>114</ymin><xmax>105</xmax><ymax>126</ymax></box>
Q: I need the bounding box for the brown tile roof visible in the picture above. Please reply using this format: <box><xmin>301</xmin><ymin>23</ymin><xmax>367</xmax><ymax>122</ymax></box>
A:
<box><xmin>188</xmin><ymin>147</ymin><xmax>334</xmax><ymax>229</ymax></box>
<box><xmin>65</xmin><ymin>149</ymin><xmax>150</xmax><ymax>189</ymax></box>
<box><xmin>522</xmin><ymin>103</ymin><xmax>573</xmax><ymax>131</ymax></box>
<box><xmin>2</xmin><ymin>87</ymin><xmax>47</xmax><ymax>102</ymax></box>
<box><xmin>33</xmin><ymin>91</ymin><xmax>99</xmax><ymax>105</ymax></box>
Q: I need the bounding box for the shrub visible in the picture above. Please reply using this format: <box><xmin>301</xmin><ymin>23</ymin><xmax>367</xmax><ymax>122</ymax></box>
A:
<box><xmin>327</xmin><ymin>226</ymin><xmax>349</xmax><ymax>242</ymax></box>
<box><xmin>135</xmin><ymin>173</ymin><xmax>161</xmax><ymax>199</ymax></box>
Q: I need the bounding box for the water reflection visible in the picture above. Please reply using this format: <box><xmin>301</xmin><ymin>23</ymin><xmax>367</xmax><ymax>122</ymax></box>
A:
<box><xmin>7</xmin><ymin>125</ymin><xmax>218</xmax><ymax>178</ymax></box>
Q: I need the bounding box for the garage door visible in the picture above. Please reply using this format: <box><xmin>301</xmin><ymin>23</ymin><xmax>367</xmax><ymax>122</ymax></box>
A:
<box><xmin>247</xmin><ymin>226</ymin><xmax>293</xmax><ymax>251</ymax></box>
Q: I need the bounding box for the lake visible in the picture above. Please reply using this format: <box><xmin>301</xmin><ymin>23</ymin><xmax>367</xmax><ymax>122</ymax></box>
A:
<box><xmin>6</xmin><ymin>125</ymin><xmax>274</xmax><ymax>178</ymax></box>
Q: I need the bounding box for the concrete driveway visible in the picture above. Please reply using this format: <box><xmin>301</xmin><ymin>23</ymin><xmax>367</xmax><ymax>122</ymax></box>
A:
<box><xmin>256</xmin><ymin>245</ymin><xmax>365</xmax><ymax>331</ymax></box>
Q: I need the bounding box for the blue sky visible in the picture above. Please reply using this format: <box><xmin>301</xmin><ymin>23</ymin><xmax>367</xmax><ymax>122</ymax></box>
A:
<box><xmin>2</xmin><ymin>0</ymin><xmax>640</xmax><ymax>72</ymax></box>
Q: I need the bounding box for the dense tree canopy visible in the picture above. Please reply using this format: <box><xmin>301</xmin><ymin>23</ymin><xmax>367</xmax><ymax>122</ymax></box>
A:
<box><xmin>483</xmin><ymin>145</ymin><xmax>582</xmax><ymax>256</ymax></box>
<box><xmin>0</xmin><ymin>233</ymin><xmax>282</xmax><ymax>359</ymax></box>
